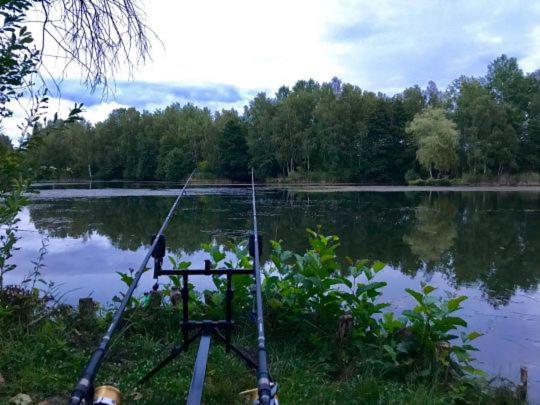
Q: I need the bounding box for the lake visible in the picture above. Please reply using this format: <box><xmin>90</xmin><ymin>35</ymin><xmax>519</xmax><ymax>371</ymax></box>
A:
<box><xmin>5</xmin><ymin>184</ymin><xmax>540</xmax><ymax>399</ymax></box>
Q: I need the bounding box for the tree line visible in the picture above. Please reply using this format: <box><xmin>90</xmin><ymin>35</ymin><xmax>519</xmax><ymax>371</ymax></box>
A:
<box><xmin>15</xmin><ymin>54</ymin><xmax>540</xmax><ymax>183</ymax></box>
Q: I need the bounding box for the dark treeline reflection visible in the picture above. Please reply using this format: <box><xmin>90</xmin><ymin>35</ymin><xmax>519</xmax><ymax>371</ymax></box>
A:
<box><xmin>28</xmin><ymin>191</ymin><xmax>540</xmax><ymax>307</ymax></box>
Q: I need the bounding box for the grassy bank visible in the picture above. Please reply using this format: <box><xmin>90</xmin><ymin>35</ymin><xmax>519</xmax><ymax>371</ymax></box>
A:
<box><xmin>0</xmin><ymin>231</ymin><xmax>524</xmax><ymax>404</ymax></box>
<box><xmin>0</xmin><ymin>306</ymin><xmax>513</xmax><ymax>404</ymax></box>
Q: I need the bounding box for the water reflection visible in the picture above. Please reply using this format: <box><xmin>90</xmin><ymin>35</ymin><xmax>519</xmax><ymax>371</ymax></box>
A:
<box><xmin>22</xmin><ymin>190</ymin><xmax>540</xmax><ymax>307</ymax></box>
<box><xmin>403</xmin><ymin>195</ymin><xmax>457</xmax><ymax>267</ymax></box>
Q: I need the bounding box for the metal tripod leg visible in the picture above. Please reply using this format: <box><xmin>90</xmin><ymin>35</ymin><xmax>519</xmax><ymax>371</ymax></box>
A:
<box><xmin>213</xmin><ymin>328</ymin><xmax>258</xmax><ymax>370</ymax></box>
<box><xmin>186</xmin><ymin>333</ymin><xmax>211</xmax><ymax>405</ymax></box>
<box><xmin>138</xmin><ymin>330</ymin><xmax>202</xmax><ymax>385</ymax></box>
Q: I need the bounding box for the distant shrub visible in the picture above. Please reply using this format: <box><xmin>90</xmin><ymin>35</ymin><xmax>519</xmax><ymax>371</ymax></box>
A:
<box><xmin>517</xmin><ymin>171</ymin><xmax>540</xmax><ymax>185</ymax></box>
<box><xmin>272</xmin><ymin>169</ymin><xmax>341</xmax><ymax>184</ymax></box>
<box><xmin>459</xmin><ymin>172</ymin><xmax>540</xmax><ymax>185</ymax></box>
<box><xmin>407</xmin><ymin>178</ymin><xmax>451</xmax><ymax>186</ymax></box>
<box><xmin>404</xmin><ymin>169</ymin><xmax>420</xmax><ymax>182</ymax></box>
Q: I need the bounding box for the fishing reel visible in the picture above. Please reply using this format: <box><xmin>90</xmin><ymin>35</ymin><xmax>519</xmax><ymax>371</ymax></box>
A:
<box><xmin>240</xmin><ymin>383</ymin><xmax>279</xmax><ymax>405</ymax></box>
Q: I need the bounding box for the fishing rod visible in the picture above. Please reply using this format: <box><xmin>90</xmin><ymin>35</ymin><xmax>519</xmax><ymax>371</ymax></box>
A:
<box><xmin>250</xmin><ymin>168</ymin><xmax>274</xmax><ymax>405</ymax></box>
<box><xmin>69</xmin><ymin>169</ymin><xmax>196</xmax><ymax>405</ymax></box>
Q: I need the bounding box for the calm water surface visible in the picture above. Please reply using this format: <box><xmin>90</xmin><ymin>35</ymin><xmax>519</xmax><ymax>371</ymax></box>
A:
<box><xmin>6</xmin><ymin>186</ymin><xmax>540</xmax><ymax>399</ymax></box>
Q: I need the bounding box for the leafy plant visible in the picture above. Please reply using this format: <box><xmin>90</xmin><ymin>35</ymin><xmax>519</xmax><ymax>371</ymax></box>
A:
<box><xmin>266</xmin><ymin>228</ymin><xmax>389</xmax><ymax>341</ymax></box>
<box><xmin>380</xmin><ymin>283</ymin><xmax>483</xmax><ymax>377</ymax></box>
<box><xmin>0</xmin><ymin>178</ymin><xmax>29</xmax><ymax>292</ymax></box>
<box><xmin>112</xmin><ymin>268</ymin><xmax>143</xmax><ymax>308</ymax></box>
<box><xmin>202</xmin><ymin>239</ymin><xmax>253</xmax><ymax>311</ymax></box>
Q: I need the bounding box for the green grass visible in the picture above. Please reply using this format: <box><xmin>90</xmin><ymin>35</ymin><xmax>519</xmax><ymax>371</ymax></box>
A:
<box><xmin>0</xmin><ymin>305</ymin><xmax>518</xmax><ymax>404</ymax></box>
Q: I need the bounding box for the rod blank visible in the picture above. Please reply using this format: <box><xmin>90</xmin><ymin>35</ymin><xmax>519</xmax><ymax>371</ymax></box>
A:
<box><xmin>250</xmin><ymin>169</ymin><xmax>273</xmax><ymax>405</ymax></box>
<box><xmin>69</xmin><ymin>170</ymin><xmax>196</xmax><ymax>405</ymax></box>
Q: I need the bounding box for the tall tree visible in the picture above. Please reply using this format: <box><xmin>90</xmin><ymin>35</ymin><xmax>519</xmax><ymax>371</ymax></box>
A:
<box><xmin>245</xmin><ymin>93</ymin><xmax>279</xmax><ymax>178</ymax></box>
<box><xmin>406</xmin><ymin>108</ymin><xmax>459</xmax><ymax>177</ymax></box>
<box><xmin>216</xmin><ymin>118</ymin><xmax>249</xmax><ymax>181</ymax></box>
<box><xmin>486</xmin><ymin>55</ymin><xmax>534</xmax><ymax>112</ymax></box>
<box><xmin>453</xmin><ymin>77</ymin><xmax>519</xmax><ymax>175</ymax></box>
<box><xmin>425</xmin><ymin>80</ymin><xmax>443</xmax><ymax>107</ymax></box>
<box><xmin>523</xmin><ymin>82</ymin><xmax>540</xmax><ymax>171</ymax></box>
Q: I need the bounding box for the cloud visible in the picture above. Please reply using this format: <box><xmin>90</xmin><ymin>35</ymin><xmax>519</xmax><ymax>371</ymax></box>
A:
<box><xmin>325</xmin><ymin>1</ymin><xmax>540</xmax><ymax>92</ymax></box>
<box><xmin>48</xmin><ymin>79</ymin><xmax>245</xmax><ymax>109</ymax></box>
<box><xmin>520</xmin><ymin>26</ymin><xmax>540</xmax><ymax>73</ymax></box>
<box><xmin>83</xmin><ymin>101</ymin><xmax>130</xmax><ymax>123</ymax></box>
<box><xmin>4</xmin><ymin>0</ymin><xmax>540</xmax><ymax>142</ymax></box>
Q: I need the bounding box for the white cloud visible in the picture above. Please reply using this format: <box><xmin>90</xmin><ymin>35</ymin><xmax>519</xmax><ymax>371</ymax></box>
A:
<box><xmin>2</xmin><ymin>0</ymin><xmax>540</xmax><ymax>142</ymax></box>
<box><xmin>520</xmin><ymin>26</ymin><xmax>540</xmax><ymax>73</ymax></box>
<box><xmin>83</xmin><ymin>102</ymin><xmax>130</xmax><ymax>123</ymax></box>
<box><xmin>475</xmin><ymin>32</ymin><xmax>503</xmax><ymax>45</ymax></box>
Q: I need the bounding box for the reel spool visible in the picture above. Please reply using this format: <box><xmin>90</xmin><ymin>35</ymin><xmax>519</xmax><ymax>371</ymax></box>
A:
<box><xmin>93</xmin><ymin>385</ymin><xmax>121</xmax><ymax>405</ymax></box>
<box><xmin>239</xmin><ymin>384</ymin><xmax>279</xmax><ymax>405</ymax></box>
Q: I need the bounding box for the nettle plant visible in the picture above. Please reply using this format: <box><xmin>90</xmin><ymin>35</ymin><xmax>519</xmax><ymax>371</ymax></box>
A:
<box><xmin>201</xmin><ymin>240</ymin><xmax>254</xmax><ymax>312</ymax></box>
<box><xmin>380</xmin><ymin>284</ymin><xmax>483</xmax><ymax>376</ymax></box>
<box><xmin>267</xmin><ymin>229</ymin><xmax>389</xmax><ymax>340</ymax></box>
<box><xmin>266</xmin><ymin>228</ymin><xmax>483</xmax><ymax>376</ymax></box>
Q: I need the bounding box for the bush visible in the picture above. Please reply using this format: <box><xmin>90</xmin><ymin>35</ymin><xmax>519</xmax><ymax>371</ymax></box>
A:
<box><xmin>408</xmin><ymin>178</ymin><xmax>452</xmax><ymax>186</ymax></box>
<box><xmin>459</xmin><ymin>171</ymin><xmax>540</xmax><ymax>186</ymax></box>
<box><xmin>517</xmin><ymin>171</ymin><xmax>540</xmax><ymax>185</ymax></box>
<box><xmin>404</xmin><ymin>169</ymin><xmax>420</xmax><ymax>182</ymax></box>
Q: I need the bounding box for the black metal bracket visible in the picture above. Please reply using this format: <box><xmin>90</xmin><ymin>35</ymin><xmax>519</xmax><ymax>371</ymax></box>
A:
<box><xmin>151</xmin><ymin>234</ymin><xmax>166</xmax><ymax>278</ymax></box>
<box><xmin>138</xmin><ymin>243</ymin><xmax>260</xmax><ymax>404</ymax></box>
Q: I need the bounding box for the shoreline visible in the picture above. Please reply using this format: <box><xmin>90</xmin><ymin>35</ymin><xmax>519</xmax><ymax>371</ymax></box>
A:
<box><xmin>285</xmin><ymin>185</ymin><xmax>540</xmax><ymax>192</ymax></box>
<box><xmin>26</xmin><ymin>182</ymin><xmax>540</xmax><ymax>199</ymax></box>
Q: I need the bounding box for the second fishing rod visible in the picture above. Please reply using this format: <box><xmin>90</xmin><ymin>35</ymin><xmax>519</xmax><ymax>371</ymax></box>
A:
<box><xmin>249</xmin><ymin>168</ymin><xmax>274</xmax><ymax>405</ymax></box>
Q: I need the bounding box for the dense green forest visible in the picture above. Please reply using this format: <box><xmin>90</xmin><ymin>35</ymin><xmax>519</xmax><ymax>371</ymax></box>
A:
<box><xmin>14</xmin><ymin>54</ymin><xmax>540</xmax><ymax>183</ymax></box>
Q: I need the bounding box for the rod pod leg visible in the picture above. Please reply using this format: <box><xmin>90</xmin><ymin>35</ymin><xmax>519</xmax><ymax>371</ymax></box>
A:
<box><xmin>186</xmin><ymin>333</ymin><xmax>212</xmax><ymax>405</ymax></box>
<box><xmin>138</xmin><ymin>331</ymin><xmax>201</xmax><ymax>385</ymax></box>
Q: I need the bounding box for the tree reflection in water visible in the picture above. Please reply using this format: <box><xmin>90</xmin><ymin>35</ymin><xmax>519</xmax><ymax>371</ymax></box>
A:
<box><xmin>26</xmin><ymin>189</ymin><xmax>540</xmax><ymax>307</ymax></box>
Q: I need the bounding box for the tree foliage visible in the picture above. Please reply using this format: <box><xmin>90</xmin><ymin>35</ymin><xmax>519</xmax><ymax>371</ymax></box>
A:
<box><xmin>23</xmin><ymin>54</ymin><xmax>540</xmax><ymax>183</ymax></box>
<box><xmin>406</xmin><ymin>108</ymin><xmax>459</xmax><ymax>177</ymax></box>
<box><xmin>216</xmin><ymin>118</ymin><xmax>248</xmax><ymax>181</ymax></box>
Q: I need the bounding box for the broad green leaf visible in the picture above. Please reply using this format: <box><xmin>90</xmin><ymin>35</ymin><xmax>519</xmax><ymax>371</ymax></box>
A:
<box><xmin>357</xmin><ymin>281</ymin><xmax>387</xmax><ymax>295</ymax></box>
<box><xmin>467</xmin><ymin>331</ymin><xmax>483</xmax><ymax>341</ymax></box>
<box><xmin>373</xmin><ymin>260</ymin><xmax>385</xmax><ymax>272</ymax></box>
<box><xmin>448</xmin><ymin>295</ymin><xmax>468</xmax><ymax>311</ymax></box>
<box><xmin>405</xmin><ymin>288</ymin><xmax>424</xmax><ymax>304</ymax></box>
<box><xmin>422</xmin><ymin>284</ymin><xmax>436</xmax><ymax>294</ymax></box>
<box><xmin>462</xmin><ymin>365</ymin><xmax>486</xmax><ymax>376</ymax></box>
<box><xmin>179</xmin><ymin>261</ymin><xmax>191</xmax><ymax>270</ymax></box>
<box><xmin>402</xmin><ymin>309</ymin><xmax>423</xmax><ymax>322</ymax></box>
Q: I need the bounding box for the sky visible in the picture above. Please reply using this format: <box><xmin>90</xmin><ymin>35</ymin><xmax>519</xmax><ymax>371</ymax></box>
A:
<box><xmin>4</xmin><ymin>0</ymin><xmax>540</xmax><ymax>140</ymax></box>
